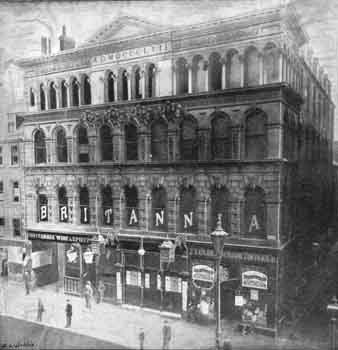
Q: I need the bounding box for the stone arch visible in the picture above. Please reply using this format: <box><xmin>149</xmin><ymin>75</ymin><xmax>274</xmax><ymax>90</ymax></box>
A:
<box><xmin>244</xmin><ymin>45</ymin><xmax>260</xmax><ymax>86</ymax></box>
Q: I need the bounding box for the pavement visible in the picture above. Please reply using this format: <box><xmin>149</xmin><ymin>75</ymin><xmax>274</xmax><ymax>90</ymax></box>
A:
<box><xmin>0</xmin><ymin>277</ymin><xmax>328</xmax><ymax>350</ymax></box>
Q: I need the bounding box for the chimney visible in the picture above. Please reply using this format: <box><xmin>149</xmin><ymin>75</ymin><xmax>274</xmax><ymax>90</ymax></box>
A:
<box><xmin>59</xmin><ymin>25</ymin><xmax>76</xmax><ymax>51</ymax></box>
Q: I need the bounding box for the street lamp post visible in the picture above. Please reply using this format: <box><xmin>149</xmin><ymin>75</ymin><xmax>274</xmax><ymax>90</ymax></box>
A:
<box><xmin>138</xmin><ymin>237</ymin><xmax>145</xmax><ymax>307</ymax></box>
<box><xmin>327</xmin><ymin>296</ymin><xmax>338</xmax><ymax>350</ymax></box>
<box><xmin>210</xmin><ymin>215</ymin><xmax>230</xmax><ymax>350</ymax></box>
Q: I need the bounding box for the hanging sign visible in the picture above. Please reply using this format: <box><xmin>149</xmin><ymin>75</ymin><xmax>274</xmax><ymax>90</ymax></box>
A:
<box><xmin>192</xmin><ymin>264</ymin><xmax>215</xmax><ymax>290</ymax></box>
<box><xmin>66</xmin><ymin>245</ymin><xmax>78</xmax><ymax>263</ymax></box>
<box><xmin>83</xmin><ymin>248</ymin><xmax>94</xmax><ymax>264</ymax></box>
<box><xmin>242</xmin><ymin>270</ymin><xmax>268</xmax><ymax>290</ymax></box>
<box><xmin>160</xmin><ymin>241</ymin><xmax>175</xmax><ymax>264</ymax></box>
<box><xmin>235</xmin><ymin>295</ymin><xmax>244</xmax><ymax>306</ymax></box>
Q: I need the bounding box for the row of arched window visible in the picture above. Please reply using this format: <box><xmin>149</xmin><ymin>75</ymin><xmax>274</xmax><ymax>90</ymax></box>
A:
<box><xmin>30</xmin><ymin>43</ymin><xmax>280</xmax><ymax>111</ymax></box>
<box><xmin>34</xmin><ymin>110</ymin><xmax>268</xmax><ymax>164</ymax></box>
<box><xmin>37</xmin><ymin>184</ymin><xmax>267</xmax><ymax>239</ymax></box>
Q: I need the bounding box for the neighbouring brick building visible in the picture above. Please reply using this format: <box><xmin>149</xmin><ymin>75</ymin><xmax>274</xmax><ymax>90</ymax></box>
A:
<box><xmin>17</xmin><ymin>5</ymin><xmax>334</xmax><ymax>335</ymax></box>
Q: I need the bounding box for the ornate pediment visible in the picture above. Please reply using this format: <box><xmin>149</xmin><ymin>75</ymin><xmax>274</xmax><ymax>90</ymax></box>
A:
<box><xmin>84</xmin><ymin>16</ymin><xmax>166</xmax><ymax>45</ymax></box>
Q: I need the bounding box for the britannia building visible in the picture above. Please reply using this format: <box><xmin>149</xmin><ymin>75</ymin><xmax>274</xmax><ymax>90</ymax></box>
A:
<box><xmin>17</xmin><ymin>6</ymin><xmax>334</xmax><ymax>335</ymax></box>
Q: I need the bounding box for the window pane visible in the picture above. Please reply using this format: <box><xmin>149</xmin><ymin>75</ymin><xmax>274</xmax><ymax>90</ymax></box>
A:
<box><xmin>181</xmin><ymin>118</ymin><xmax>198</xmax><ymax>160</ymax></box>
<box><xmin>151</xmin><ymin>121</ymin><xmax>168</xmax><ymax>161</ymax></box>
<box><xmin>56</xmin><ymin>129</ymin><xmax>67</xmax><ymax>162</ymax></box>
<box><xmin>125</xmin><ymin>124</ymin><xmax>138</xmax><ymax>160</ymax></box>
<box><xmin>152</xmin><ymin>186</ymin><xmax>167</xmax><ymax>231</ymax></box>
<box><xmin>100</xmin><ymin>126</ymin><xmax>113</xmax><ymax>161</ymax></box>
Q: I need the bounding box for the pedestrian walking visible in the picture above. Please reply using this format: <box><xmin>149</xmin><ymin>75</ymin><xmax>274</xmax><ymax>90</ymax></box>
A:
<box><xmin>139</xmin><ymin>328</ymin><xmax>145</xmax><ymax>350</ymax></box>
<box><xmin>98</xmin><ymin>280</ymin><xmax>106</xmax><ymax>304</ymax></box>
<box><xmin>24</xmin><ymin>271</ymin><xmax>30</xmax><ymax>295</ymax></box>
<box><xmin>84</xmin><ymin>281</ymin><xmax>93</xmax><ymax>309</ymax></box>
<box><xmin>36</xmin><ymin>298</ymin><xmax>45</xmax><ymax>322</ymax></box>
<box><xmin>162</xmin><ymin>320</ymin><xmax>172</xmax><ymax>350</ymax></box>
<box><xmin>65</xmin><ymin>299</ymin><xmax>72</xmax><ymax>328</ymax></box>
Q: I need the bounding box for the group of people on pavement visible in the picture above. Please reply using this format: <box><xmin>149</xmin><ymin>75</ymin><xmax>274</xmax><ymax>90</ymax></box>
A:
<box><xmin>139</xmin><ymin>320</ymin><xmax>172</xmax><ymax>350</ymax></box>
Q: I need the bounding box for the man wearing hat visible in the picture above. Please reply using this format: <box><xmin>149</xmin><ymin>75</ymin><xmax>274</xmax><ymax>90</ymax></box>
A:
<box><xmin>162</xmin><ymin>320</ymin><xmax>172</xmax><ymax>350</ymax></box>
<box><xmin>65</xmin><ymin>299</ymin><xmax>72</xmax><ymax>328</ymax></box>
<box><xmin>84</xmin><ymin>280</ymin><xmax>93</xmax><ymax>309</ymax></box>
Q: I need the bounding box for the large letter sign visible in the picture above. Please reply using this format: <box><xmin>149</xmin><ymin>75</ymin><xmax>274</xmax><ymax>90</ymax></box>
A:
<box><xmin>80</xmin><ymin>206</ymin><xmax>90</xmax><ymax>224</ymax></box>
<box><xmin>248</xmin><ymin>215</ymin><xmax>260</xmax><ymax>233</ymax></box>
<box><xmin>155</xmin><ymin>209</ymin><xmax>166</xmax><ymax>228</ymax></box>
<box><xmin>104</xmin><ymin>208</ymin><xmax>113</xmax><ymax>225</ymax></box>
<box><xmin>60</xmin><ymin>205</ymin><xmax>68</xmax><ymax>222</ymax></box>
<box><xmin>40</xmin><ymin>205</ymin><xmax>48</xmax><ymax>221</ymax></box>
<box><xmin>184</xmin><ymin>212</ymin><xmax>193</xmax><ymax>229</ymax></box>
<box><xmin>128</xmin><ymin>208</ymin><xmax>138</xmax><ymax>226</ymax></box>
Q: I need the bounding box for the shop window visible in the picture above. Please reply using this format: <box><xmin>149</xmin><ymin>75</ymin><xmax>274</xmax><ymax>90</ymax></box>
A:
<box><xmin>244</xmin><ymin>47</ymin><xmax>260</xmax><ymax>86</ymax></box>
<box><xmin>0</xmin><ymin>218</ymin><xmax>4</xmax><ymax>226</ymax></box>
<box><xmin>38</xmin><ymin>194</ymin><xmax>48</xmax><ymax>222</ymax></box>
<box><xmin>211</xmin><ymin>113</ymin><xmax>231</xmax><ymax>159</ymax></box>
<box><xmin>11</xmin><ymin>145</ymin><xmax>18</xmax><ymax>165</ymax></box>
<box><xmin>151</xmin><ymin>120</ymin><xmax>168</xmax><ymax>161</ymax></box>
<box><xmin>77</xmin><ymin>126</ymin><xmax>89</xmax><ymax>163</ymax></box>
<box><xmin>245</xmin><ymin>109</ymin><xmax>267</xmax><ymax>160</ymax></box>
<box><xmin>192</xmin><ymin>55</ymin><xmax>206</xmax><ymax>93</ymax></box>
<box><xmin>107</xmin><ymin>72</ymin><xmax>115</xmax><ymax>102</ymax></box>
<box><xmin>124</xmin><ymin>185</ymin><xmax>138</xmax><ymax>228</ymax></box>
<box><xmin>133</xmin><ymin>66</ymin><xmax>142</xmax><ymax>99</ymax></box>
<box><xmin>40</xmin><ymin>84</ymin><xmax>45</xmax><ymax>110</ymax></box>
<box><xmin>125</xmin><ymin>123</ymin><xmax>138</xmax><ymax>161</ymax></box>
<box><xmin>152</xmin><ymin>186</ymin><xmax>167</xmax><ymax>231</ymax></box>
<box><xmin>30</xmin><ymin>88</ymin><xmax>35</xmax><ymax>107</ymax></box>
<box><xmin>71</xmin><ymin>78</ymin><xmax>79</xmax><ymax>107</ymax></box>
<box><xmin>13</xmin><ymin>181</ymin><xmax>19</xmax><ymax>202</ymax></box>
<box><xmin>120</xmin><ymin>69</ymin><xmax>128</xmax><ymax>101</ymax></box>
<box><xmin>34</xmin><ymin>129</ymin><xmax>47</xmax><ymax>164</ymax></box>
<box><xmin>227</xmin><ymin>50</ymin><xmax>241</xmax><ymax>88</ymax></box>
<box><xmin>58</xmin><ymin>186</ymin><xmax>68</xmax><ymax>223</ymax></box>
<box><xmin>179</xmin><ymin>185</ymin><xmax>197</xmax><ymax>233</ymax></box>
<box><xmin>147</xmin><ymin>63</ymin><xmax>156</xmax><ymax>98</ymax></box>
<box><xmin>102</xmin><ymin>185</ymin><xmax>113</xmax><ymax>226</ymax></box>
<box><xmin>0</xmin><ymin>181</ymin><xmax>3</xmax><ymax>193</ymax></box>
<box><xmin>100</xmin><ymin>125</ymin><xmax>113</xmax><ymax>161</ymax></box>
<box><xmin>83</xmin><ymin>75</ymin><xmax>91</xmax><ymax>105</ymax></box>
<box><xmin>56</xmin><ymin>128</ymin><xmax>68</xmax><ymax>162</ymax></box>
<box><xmin>209</xmin><ymin>52</ymin><xmax>222</xmax><ymax>91</ymax></box>
<box><xmin>61</xmin><ymin>80</ymin><xmax>68</xmax><ymax>108</ymax></box>
<box><xmin>180</xmin><ymin>116</ymin><xmax>198</xmax><ymax>160</ymax></box>
<box><xmin>0</xmin><ymin>146</ymin><xmax>2</xmax><ymax>165</ymax></box>
<box><xmin>13</xmin><ymin>218</ymin><xmax>21</xmax><ymax>236</ymax></box>
<box><xmin>79</xmin><ymin>186</ymin><xmax>90</xmax><ymax>224</ymax></box>
<box><xmin>49</xmin><ymin>82</ymin><xmax>57</xmax><ymax>109</ymax></box>
<box><xmin>176</xmin><ymin>58</ymin><xmax>188</xmax><ymax>95</ymax></box>
<box><xmin>210</xmin><ymin>185</ymin><xmax>229</xmax><ymax>231</ymax></box>
<box><xmin>244</xmin><ymin>186</ymin><xmax>266</xmax><ymax>239</ymax></box>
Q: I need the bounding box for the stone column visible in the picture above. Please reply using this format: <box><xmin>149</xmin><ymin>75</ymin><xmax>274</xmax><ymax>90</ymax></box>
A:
<box><xmin>259</xmin><ymin>52</ymin><xmax>264</xmax><ymax>85</ymax></box>
<box><xmin>172</xmin><ymin>65</ymin><xmax>176</xmax><ymax>95</ymax></box>
<box><xmin>113</xmin><ymin>129</ymin><xmax>123</xmax><ymax>162</ymax></box>
<box><xmin>168</xmin><ymin>130</ymin><xmax>178</xmax><ymax>161</ymax></box>
<box><xmin>221</xmin><ymin>58</ymin><xmax>227</xmax><ymax>89</ymax></box>
<box><xmin>45</xmin><ymin>138</ymin><xmax>53</xmax><ymax>163</ymax></box>
<box><xmin>55</xmin><ymin>84</ymin><xmax>61</xmax><ymax>109</ymax></box>
<box><xmin>188</xmin><ymin>64</ymin><xmax>192</xmax><ymax>94</ymax></box>
<box><xmin>198</xmin><ymin>128</ymin><xmax>210</xmax><ymax>161</ymax></box>
<box><xmin>155</xmin><ymin>67</ymin><xmax>160</xmax><ymax>97</ymax></box>
<box><xmin>127</xmin><ymin>72</ymin><xmax>132</xmax><ymax>101</ymax></box>
<box><xmin>66</xmin><ymin>137</ymin><xmax>73</xmax><ymax>163</ymax></box>
<box><xmin>73</xmin><ymin>192</ymin><xmax>80</xmax><ymax>225</ymax></box>
<box><xmin>239</xmin><ymin>55</ymin><xmax>245</xmax><ymax>87</ymax></box>
<box><xmin>113</xmin><ymin>73</ymin><xmax>118</xmax><ymax>102</ymax></box>
<box><xmin>204</xmin><ymin>61</ymin><xmax>209</xmax><ymax>92</ymax></box>
<box><xmin>141</xmin><ymin>70</ymin><xmax>146</xmax><ymax>99</ymax></box>
<box><xmin>279</xmin><ymin>49</ymin><xmax>284</xmax><ymax>82</ymax></box>
<box><xmin>88</xmin><ymin>135</ymin><xmax>97</xmax><ymax>163</ymax></box>
<box><xmin>65</xmin><ymin>82</ymin><xmax>71</xmax><ymax>108</ymax></box>
<box><xmin>44</xmin><ymin>86</ymin><xmax>50</xmax><ymax>111</ymax></box>
<box><xmin>51</xmin><ymin>193</ymin><xmax>58</xmax><ymax>224</ymax></box>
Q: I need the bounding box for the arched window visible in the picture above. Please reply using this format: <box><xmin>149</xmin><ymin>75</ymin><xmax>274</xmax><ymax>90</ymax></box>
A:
<box><xmin>40</xmin><ymin>84</ymin><xmax>46</xmax><ymax>110</ymax></box>
<box><xmin>120</xmin><ymin>69</ymin><xmax>128</xmax><ymax>101</ymax></box>
<box><xmin>38</xmin><ymin>194</ymin><xmax>48</xmax><ymax>222</ymax></box>
<box><xmin>61</xmin><ymin>80</ymin><xmax>68</xmax><ymax>108</ymax></box>
<box><xmin>210</xmin><ymin>185</ymin><xmax>229</xmax><ymax>231</ymax></box>
<box><xmin>132</xmin><ymin>66</ymin><xmax>142</xmax><ymax>99</ymax></box>
<box><xmin>56</xmin><ymin>128</ymin><xmax>68</xmax><ymax>162</ymax></box>
<box><xmin>176</xmin><ymin>58</ymin><xmax>188</xmax><ymax>95</ymax></box>
<box><xmin>179</xmin><ymin>185</ymin><xmax>197</xmax><ymax>233</ymax></box>
<box><xmin>30</xmin><ymin>88</ymin><xmax>35</xmax><ymax>107</ymax></box>
<box><xmin>245</xmin><ymin>47</ymin><xmax>260</xmax><ymax>86</ymax></box>
<box><xmin>227</xmin><ymin>50</ymin><xmax>241</xmax><ymax>88</ymax></box>
<box><xmin>107</xmin><ymin>72</ymin><xmax>115</xmax><ymax>102</ymax></box>
<box><xmin>100</xmin><ymin>125</ymin><xmax>113</xmax><ymax>161</ymax></box>
<box><xmin>34</xmin><ymin>129</ymin><xmax>46</xmax><ymax>164</ymax></box>
<box><xmin>151</xmin><ymin>120</ymin><xmax>168</xmax><ymax>161</ymax></box>
<box><xmin>245</xmin><ymin>109</ymin><xmax>267</xmax><ymax>160</ymax></box>
<box><xmin>180</xmin><ymin>116</ymin><xmax>198</xmax><ymax>160</ymax></box>
<box><xmin>79</xmin><ymin>186</ymin><xmax>90</xmax><ymax>224</ymax></box>
<box><xmin>152</xmin><ymin>186</ymin><xmax>167</xmax><ymax>231</ymax></box>
<box><xmin>83</xmin><ymin>75</ymin><xmax>91</xmax><ymax>105</ymax></box>
<box><xmin>211</xmin><ymin>113</ymin><xmax>231</xmax><ymax>159</ymax></box>
<box><xmin>102</xmin><ymin>185</ymin><xmax>113</xmax><ymax>226</ymax></box>
<box><xmin>124</xmin><ymin>185</ymin><xmax>138</xmax><ymax>228</ymax></box>
<box><xmin>209</xmin><ymin>52</ymin><xmax>222</xmax><ymax>91</ymax></box>
<box><xmin>192</xmin><ymin>55</ymin><xmax>206</xmax><ymax>93</ymax></box>
<box><xmin>58</xmin><ymin>186</ymin><xmax>68</xmax><ymax>222</ymax></box>
<box><xmin>49</xmin><ymin>82</ymin><xmax>57</xmax><ymax>109</ymax></box>
<box><xmin>71</xmin><ymin>78</ymin><xmax>79</xmax><ymax>107</ymax></box>
<box><xmin>263</xmin><ymin>44</ymin><xmax>279</xmax><ymax>84</ymax></box>
<box><xmin>125</xmin><ymin>123</ymin><xmax>138</xmax><ymax>161</ymax></box>
<box><xmin>244</xmin><ymin>186</ymin><xmax>266</xmax><ymax>239</ymax></box>
<box><xmin>77</xmin><ymin>126</ymin><xmax>89</xmax><ymax>163</ymax></box>
<box><xmin>147</xmin><ymin>63</ymin><xmax>156</xmax><ymax>98</ymax></box>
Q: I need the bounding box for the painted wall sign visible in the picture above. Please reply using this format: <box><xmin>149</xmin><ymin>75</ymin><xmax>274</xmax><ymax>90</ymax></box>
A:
<box><xmin>242</xmin><ymin>270</ymin><xmax>268</xmax><ymax>290</ymax></box>
<box><xmin>28</xmin><ymin>231</ymin><xmax>92</xmax><ymax>244</ymax></box>
<box><xmin>192</xmin><ymin>264</ymin><xmax>215</xmax><ymax>289</ymax></box>
<box><xmin>90</xmin><ymin>42</ymin><xmax>171</xmax><ymax>65</ymax></box>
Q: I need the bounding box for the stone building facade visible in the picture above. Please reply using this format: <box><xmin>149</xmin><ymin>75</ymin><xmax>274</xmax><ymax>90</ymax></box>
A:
<box><xmin>17</xmin><ymin>6</ymin><xmax>334</xmax><ymax>334</ymax></box>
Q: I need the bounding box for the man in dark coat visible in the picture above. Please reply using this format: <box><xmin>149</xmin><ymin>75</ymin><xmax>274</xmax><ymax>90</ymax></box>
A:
<box><xmin>162</xmin><ymin>320</ymin><xmax>172</xmax><ymax>350</ymax></box>
<box><xmin>65</xmin><ymin>299</ymin><xmax>72</xmax><ymax>328</ymax></box>
<box><xmin>139</xmin><ymin>328</ymin><xmax>145</xmax><ymax>350</ymax></box>
<box><xmin>36</xmin><ymin>298</ymin><xmax>45</xmax><ymax>322</ymax></box>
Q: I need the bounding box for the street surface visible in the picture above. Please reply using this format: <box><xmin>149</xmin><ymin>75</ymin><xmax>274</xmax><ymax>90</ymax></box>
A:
<box><xmin>0</xmin><ymin>277</ymin><xmax>328</xmax><ymax>349</ymax></box>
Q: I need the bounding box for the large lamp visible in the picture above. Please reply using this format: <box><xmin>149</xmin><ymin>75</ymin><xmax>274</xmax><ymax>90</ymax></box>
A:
<box><xmin>210</xmin><ymin>215</ymin><xmax>230</xmax><ymax>350</ymax></box>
